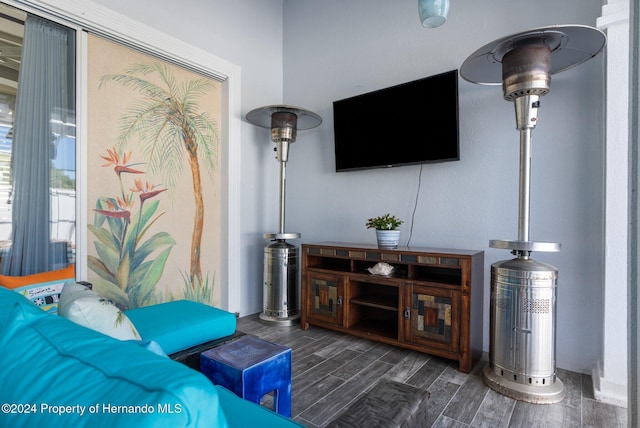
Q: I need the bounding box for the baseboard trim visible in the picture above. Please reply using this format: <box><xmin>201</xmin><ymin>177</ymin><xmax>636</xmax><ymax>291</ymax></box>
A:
<box><xmin>592</xmin><ymin>359</ymin><xmax>628</xmax><ymax>408</ymax></box>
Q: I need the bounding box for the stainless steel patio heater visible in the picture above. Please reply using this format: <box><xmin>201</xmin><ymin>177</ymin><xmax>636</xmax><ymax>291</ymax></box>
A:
<box><xmin>460</xmin><ymin>25</ymin><xmax>606</xmax><ymax>403</ymax></box>
<box><xmin>246</xmin><ymin>105</ymin><xmax>322</xmax><ymax>326</ymax></box>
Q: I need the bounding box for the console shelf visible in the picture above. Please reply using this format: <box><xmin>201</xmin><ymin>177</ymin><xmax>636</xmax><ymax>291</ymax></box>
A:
<box><xmin>350</xmin><ymin>296</ymin><xmax>397</xmax><ymax>311</ymax></box>
<box><xmin>301</xmin><ymin>242</ymin><xmax>484</xmax><ymax>373</ymax></box>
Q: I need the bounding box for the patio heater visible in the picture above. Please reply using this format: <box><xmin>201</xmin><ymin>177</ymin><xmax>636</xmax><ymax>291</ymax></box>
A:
<box><xmin>460</xmin><ymin>25</ymin><xmax>606</xmax><ymax>403</ymax></box>
<box><xmin>246</xmin><ymin>105</ymin><xmax>322</xmax><ymax>326</ymax></box>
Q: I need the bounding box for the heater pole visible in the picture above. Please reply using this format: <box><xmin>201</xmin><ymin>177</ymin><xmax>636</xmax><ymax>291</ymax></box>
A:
<box><xmin>518</xmin><ymin>128</ymin><xmax>531</xmax><ymax>243</ymax></box>
<box><xmin>278</xmin><ymin>157</ymin><xmax>286</xmax><ymax>235</ymax></box>
<box><xmin>514</xmin><ymin>93</ymin><xmax>538</xmax><ymax>247</ymax></box>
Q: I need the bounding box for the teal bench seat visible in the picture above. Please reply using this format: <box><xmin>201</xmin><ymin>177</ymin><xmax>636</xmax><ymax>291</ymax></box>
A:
<box><xmin>125</xmin><ymin>299</ymin><xmax>237</xmax><ymax>355</ymax></box>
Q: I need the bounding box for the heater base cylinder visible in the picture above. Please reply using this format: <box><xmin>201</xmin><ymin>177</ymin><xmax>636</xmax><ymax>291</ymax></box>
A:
<box><xmin>260</xmin><ymin>241</ymin><xmax>300</xmax><ymax>326</ymax></box>
<box><xmin>486</xmin><ymin>256</ymin><xmax>564</xmax><ymax>403</ymax></box>
<box><xmin>482</xmin><ymin>363</ymin><xmax>565</xmax><ymax>404</ymax></box>
<box><xmin>259</xmin><ymin>312</ymin><xmax>299</xmax><ymax>326</ymax></box>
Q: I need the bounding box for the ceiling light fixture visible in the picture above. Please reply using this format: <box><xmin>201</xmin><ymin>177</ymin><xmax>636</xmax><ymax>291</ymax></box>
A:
<box><xmin>418</xmin><ymin>0</ymin><xmax>449</xmax><ymax>28</ymax></box>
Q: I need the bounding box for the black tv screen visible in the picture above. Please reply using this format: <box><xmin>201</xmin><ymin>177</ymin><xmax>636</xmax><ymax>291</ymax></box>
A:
<box><xmin>333</xmin><ymin>69</ymin><xmax>459</xmax><ymax>172</ymax></box>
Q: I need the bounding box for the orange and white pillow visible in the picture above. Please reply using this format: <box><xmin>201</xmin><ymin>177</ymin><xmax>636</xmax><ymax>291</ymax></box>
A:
<box><xmin>0</xmin><ymin>264</ymin><xmax>75</xmax><ymax>315</ymax></box>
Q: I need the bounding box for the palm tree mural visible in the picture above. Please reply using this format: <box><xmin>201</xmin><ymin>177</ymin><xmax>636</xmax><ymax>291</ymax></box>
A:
<box><xmin>99</xmin><ymin>62</ymin><xmax>219</xmax><ymax>303</ymax></box>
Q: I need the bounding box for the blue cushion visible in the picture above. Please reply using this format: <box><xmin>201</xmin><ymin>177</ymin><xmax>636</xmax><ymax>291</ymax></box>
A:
<box><xmin>214</xmin><ymin>385</ymin><xmax>305</xmax><ymax>428</ymax></box>
<box><xmin>0</xmin><ymin>289</ymin><xmax>229</xmax><ymax>428</ymax></box>
<box><xmin>0</xmin><ymin>284</ymin><xmax>47</xmax><ymax>323</ymax></box>
<box><xmin>125</xmin><ymin>300</ymin><xmax>236</xmax><ymax>355</ymax></box>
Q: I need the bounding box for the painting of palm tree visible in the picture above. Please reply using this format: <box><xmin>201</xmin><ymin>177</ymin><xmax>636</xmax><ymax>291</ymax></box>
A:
<box><xmin>98</xmin><ymin>62</ymin><xmax>219</xmax><ymax>303</ymax></box>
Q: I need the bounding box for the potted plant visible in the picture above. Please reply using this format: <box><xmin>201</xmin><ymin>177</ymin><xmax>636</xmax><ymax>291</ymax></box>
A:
<box><xmin>366</xmin><ymin>213</ymin><xmax>403</xmax><ymax>248</ymax></box>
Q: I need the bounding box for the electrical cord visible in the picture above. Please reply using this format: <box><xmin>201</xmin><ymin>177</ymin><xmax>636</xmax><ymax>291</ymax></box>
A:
<box><xmin>406</xmin><ymin>164</ymin><xmax>423</xmax><ymax>247</ymax></box>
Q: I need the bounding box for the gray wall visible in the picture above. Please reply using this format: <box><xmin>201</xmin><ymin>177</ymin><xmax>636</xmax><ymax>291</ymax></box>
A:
<box><xmin>282</xmin><ymin>0</ymin><xmax>605</xmax><ymax>374</ymax></box>
<box><xmin>91</xmin><ymin>0</ymin><xmax>606</xmax><ymax>374</ymax></box>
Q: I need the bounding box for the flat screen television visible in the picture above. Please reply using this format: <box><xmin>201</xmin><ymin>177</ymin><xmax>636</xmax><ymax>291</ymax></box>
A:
<box><xmin>333</xmin><ymin>69</ymin><xmax>459</xmax><ymax>172</ymax></box>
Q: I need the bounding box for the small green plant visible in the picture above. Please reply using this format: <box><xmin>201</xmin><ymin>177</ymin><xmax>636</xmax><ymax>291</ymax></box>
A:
<box><xmin>365</xmin><ymin>213</ymin><xmax>403</xmax><ymax>230</ymax></box>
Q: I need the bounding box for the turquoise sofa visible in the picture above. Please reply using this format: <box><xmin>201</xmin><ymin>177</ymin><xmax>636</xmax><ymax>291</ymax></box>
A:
<box><xmin>0</xmin><ymin>286</ymin><xmax>303</xmax><ymax>427</ymax></box>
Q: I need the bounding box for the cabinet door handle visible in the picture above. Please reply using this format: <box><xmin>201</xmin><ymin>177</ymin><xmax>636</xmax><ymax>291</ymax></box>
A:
<box><xmin>338</xmin><ymin>296</ymin><xmax>343</xmax><ymax>306</ymax></box>
<box><xmin>404</xmin><ymin>307</ymin><xmax>410</xmax><ymax>319</ymax></box>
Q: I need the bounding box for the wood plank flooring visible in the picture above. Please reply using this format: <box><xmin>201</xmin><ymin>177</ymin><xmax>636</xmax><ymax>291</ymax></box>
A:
<box><xmin>236</xmin><ymin>314</ymin><xmax>628</xmax><ymax>428</ymax></box>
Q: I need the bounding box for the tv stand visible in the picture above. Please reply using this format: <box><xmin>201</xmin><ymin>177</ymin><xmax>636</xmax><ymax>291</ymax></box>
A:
<box><xmin>300</xmin><ymin>242</ymin><xmax>484</xmax><ymax>373</ymax></box>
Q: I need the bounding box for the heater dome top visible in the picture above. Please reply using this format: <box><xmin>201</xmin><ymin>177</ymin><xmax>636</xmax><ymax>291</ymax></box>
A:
<box><xmin>246</xmin><ymin>104</ymin><xmax>322</xmax><ymax>130</ymax></box>
<box><xmin>460</xmin><ymin>24</ymin><xmax>606</xmax><ymax>85</ymax></box>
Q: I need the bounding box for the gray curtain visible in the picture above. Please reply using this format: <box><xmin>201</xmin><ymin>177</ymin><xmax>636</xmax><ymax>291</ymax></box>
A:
<box><xmin>1</xmin><ymin>15</ymin><xmax>73</xmax><ymax>275</ymax></box>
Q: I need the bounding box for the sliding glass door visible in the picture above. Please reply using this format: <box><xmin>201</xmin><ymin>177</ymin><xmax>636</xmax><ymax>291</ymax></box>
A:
<box><xmin>0</xmin><ymin>2</ymin><xmax>75</xmax><ymax>276</ymax></box>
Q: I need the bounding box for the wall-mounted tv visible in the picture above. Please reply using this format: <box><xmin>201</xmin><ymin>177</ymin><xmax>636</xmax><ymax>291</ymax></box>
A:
<box><xmin>333</xmin><ymin>69</ymin><xmax>459</xmax><ymax>172</ymax></box>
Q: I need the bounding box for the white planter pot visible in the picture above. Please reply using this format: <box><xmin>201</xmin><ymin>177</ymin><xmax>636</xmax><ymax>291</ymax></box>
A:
<box><xmin>375</xmin><ymin>229</ymin><xmax>401</xmax><ymax>249</ymax></box>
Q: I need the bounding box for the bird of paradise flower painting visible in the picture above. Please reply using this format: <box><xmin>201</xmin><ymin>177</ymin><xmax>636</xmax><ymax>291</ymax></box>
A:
<box><xmin>88</xmin><ymin>60</ymin><xmax>219</xmax><ymax>310</ymax></box>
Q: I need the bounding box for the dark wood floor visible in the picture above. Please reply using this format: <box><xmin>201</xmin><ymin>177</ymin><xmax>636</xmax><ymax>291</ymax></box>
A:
<box><xmin>236</xmin><ymin>314</ymin><xmax>628</xmax><ymax>428</ymax></box>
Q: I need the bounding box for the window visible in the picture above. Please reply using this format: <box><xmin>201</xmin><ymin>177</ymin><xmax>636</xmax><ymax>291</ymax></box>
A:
<box><xmin>0</xmin><ymin>2</ymin><xmax>75</xmax><ymax>276</ymax></box>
